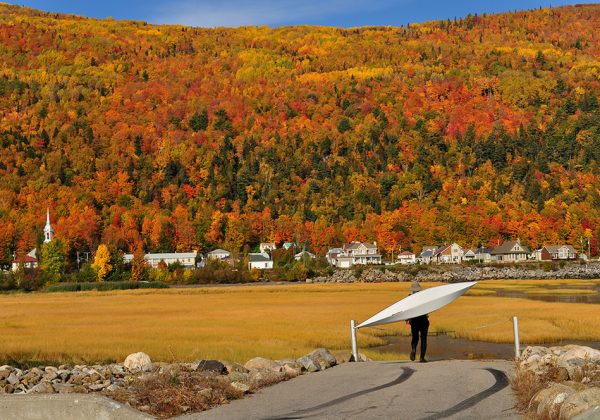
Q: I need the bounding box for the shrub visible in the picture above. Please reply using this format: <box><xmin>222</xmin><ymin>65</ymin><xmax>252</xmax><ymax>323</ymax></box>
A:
<box><xmin>186</xmin><ymin>264</ymin><xmax>251</xmax><ymax>284</ymax></box>
<box><xmin>109</xmin><ymin>370</ymin><xmax>242</xmax><ymax>418</ymax></box>
<box><xmin>45</xmin><ymin>281</ymin><xmax>168</xmax><ymax>293</ymax></box>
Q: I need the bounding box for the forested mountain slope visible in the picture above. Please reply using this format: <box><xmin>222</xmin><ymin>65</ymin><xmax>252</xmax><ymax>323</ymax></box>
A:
<box><xmin>0</xmin><ymin>3</ymin><xmax>599</xmax><ymax>266</ymax></box>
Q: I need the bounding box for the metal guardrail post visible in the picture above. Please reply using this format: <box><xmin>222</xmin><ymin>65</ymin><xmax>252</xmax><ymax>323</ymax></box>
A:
<box><xmin>513</xmin><ymin>316</ymin><xmax>520</xmax><ymax>359</ymax></box>
<box><xmin>351</xmin><ymin>320</ymin><xmax>359</xmax><ymax>362</ymax></box>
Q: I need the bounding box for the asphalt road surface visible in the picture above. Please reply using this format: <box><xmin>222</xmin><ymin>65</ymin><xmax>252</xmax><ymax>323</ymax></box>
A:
<box><xmin>182</xmin><ymin>360</ymin><xmax>519</xmax><ymax>420</ymax></box>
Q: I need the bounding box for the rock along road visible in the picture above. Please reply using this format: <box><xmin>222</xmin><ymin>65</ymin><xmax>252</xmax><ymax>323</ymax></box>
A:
<box><xmin>182</xmin><ymin>360</ymin><xmax>519</xmax><ymax>420</ymax></box>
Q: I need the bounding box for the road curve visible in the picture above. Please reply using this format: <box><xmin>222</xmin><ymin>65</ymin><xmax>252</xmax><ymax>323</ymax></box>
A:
<box><xmin>181</xmin><ymin>360</ymin><xmax>519</xmax><ymax>420</ymax></box>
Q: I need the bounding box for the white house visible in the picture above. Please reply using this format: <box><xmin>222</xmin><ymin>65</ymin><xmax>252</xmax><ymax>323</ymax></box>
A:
<box><xmin>417</xmin><ymin>246</ymin><xmax>437</xmax><ymax>264</ymax></box>
<box><xmin>259</xmin><ymin>242</ymin><xmax>277</xmax><ymax>253</ymax></box>
<box><xmin>294</xmin><ymin>250</ymin><xmax>315</xmax><ymax>261</ymax></box>
<box><xmin>397</xmin><ymin>250</ymin><xmax>416</xmax><ymax>265</ymax></box>
<box><xmin>541</xmin><ymin>245</ymin><xmax>578</xmax><ymax>261</ymax></box>
<box><xmin>248</xmin><ymin>252</ymin><xmax>273</xmax><ymax>270</ymax></box>
<box><xmin>462</xmin><ymin>249</ymin><xmax>476</xmax><ymax>262</ymax></box>
<box><xmin>206</xmin><ymin>249</ymin><xmax>231</xmax><ymax>260</ymax></box>
<box><xmin>326</xmin><ymin>248</ymin><xmax>343</xmax><ymax>266</ymax></box>
<box><xmin>334</xmin><ymin>242</ymin><xmax>382</xmax><ymax>268</ymax></box>
<box><xmin>11</xmin><ymin>248</ymin><xmax>38</xmax><ymax>271</ymax></box>
<box><xmin>433</xmin><ymin>243</ymin><xmax>463</xmax><ymax>264</ymax></box>
<box><xmin>474</xmin><ymin>247</ymin><xmax>493</xmax><ymax>262</ymax></box>
<box><xmin>124</xmin><ymin>252</ymin><xmax>198</xmax><ymax>269</ymax></box>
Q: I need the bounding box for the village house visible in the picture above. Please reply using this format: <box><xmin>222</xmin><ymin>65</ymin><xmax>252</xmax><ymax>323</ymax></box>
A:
<box><xmin>248</xmin><ymin>252</ymin><xmax>273</xmax><ymax>270</ymax></box>
<box><xmin>417</xmin><ymin>246</ymin><xmax>438</xmax><ymax>264</ymax></box>
<box><xmin>294</xmin><ymin>250</ymin><xmax>315</xmax><ymax>261</ymax></box>
<box><xmin>462</xmin><ymin>249</ymin><xmax>477</xmax><ymax>262</ymax></box>
<box><xmin>491</xmin><ymin>240</ymin><xmax>530</xmax><ymax>262</ymax></box>
<box><xmin>540</xmin><ymin>245</ymin><xmax>578</xmax><ymax>261</ymax></box>
<box><xmin>259</xmin><ymin>242</ymin><xmax>277</xmax><ymax>253</ymax></box>
<box><xmin>474</xmin><ymin>247</ymin><xmax>493</xmax><ymax>262</ymax></box>
<box><xmin>11</xmin><ymin>249</ymin><xmax>38</xmax><ymax>271</ymax></box>
<box><xmin>123</xmin><ymin>252</ymin><xmax>199</xmax><ymax>269</ymax></box>
<box><xmin>334</xmin><ymin>242</ymin><xmax>382</xmax><ymax>268</ymax></box>
<box><xmin>397</xmin><ymin>250</ymin><xmax>416</xmax><ymax>265</ymax></box>
<box><xmin>326</xmin><ymin>247</ymin><xmax>343</xmax><ymax>266</ymax></box>
<box><xmin>433</xmin><ymin>243</ymin><xmax>464</xmax><ymax>264</ymax></box>
<box><xmin>206</xmin><ymin>249</ymin><xmax>231</xmax><ymax>261</ymax></box>
<box><xmin>282</xmin><ymin>242</ymin><xmax>294</xmax><ymax>251</ymax></box>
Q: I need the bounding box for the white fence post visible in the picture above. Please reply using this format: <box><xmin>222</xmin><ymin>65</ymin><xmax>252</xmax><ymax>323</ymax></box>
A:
<box><xmin>513</xmin><ymin>316</ymin><xmax>520</xmax><ymax>359</ymax></box>
<box><xmin>350</xmin><ymin>320</ymin><xmax>359</xmax><ymax>362</ymax></box>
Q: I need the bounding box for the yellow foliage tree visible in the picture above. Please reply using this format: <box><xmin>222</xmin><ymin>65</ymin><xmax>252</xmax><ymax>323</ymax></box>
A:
<box><xmin>130</xmin><ymin>243</ymin><xmax>146</xmax><ymax>282</ymax></box>
<box><xmin>92</xmin><ymin>244</ymin><xmax>112</xmax><ymax>282</ymax></box>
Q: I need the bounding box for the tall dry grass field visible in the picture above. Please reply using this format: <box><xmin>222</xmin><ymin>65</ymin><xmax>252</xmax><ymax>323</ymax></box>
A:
<box><xmin>0</xmin><ymin>281</ymin><xmax>599</xmax><ymax>364</ymax></box>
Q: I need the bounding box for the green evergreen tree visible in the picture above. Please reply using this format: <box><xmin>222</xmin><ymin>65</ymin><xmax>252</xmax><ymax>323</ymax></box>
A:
<box><xmin>189</xmin><ymin>110</ymin><xmax>208</xmax><ymax>132</ymax></box>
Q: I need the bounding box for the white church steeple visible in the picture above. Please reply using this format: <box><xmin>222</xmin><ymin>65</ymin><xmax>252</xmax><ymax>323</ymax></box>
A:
<box><xmin>43</xmin><ymin>208</ymin><xmax>53</xmax><ymax>243</ymax></box>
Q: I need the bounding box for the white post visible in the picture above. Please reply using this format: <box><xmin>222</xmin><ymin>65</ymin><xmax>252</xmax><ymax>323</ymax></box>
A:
<box><xmin>513</xmin><ymin>316</ymin><xmax>520</xmax><ymax>359</ymax></box>
<box><xmin>350</xmin><ymin>320</ymin><xmax>359</xmax><ymax>362</ymax></box>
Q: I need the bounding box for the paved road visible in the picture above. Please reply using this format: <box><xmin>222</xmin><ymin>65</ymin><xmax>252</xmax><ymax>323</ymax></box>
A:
<box><xmin>183</xmin><ymin>360</ymin><xmax>519</xmax><ymax>420</ymax></box>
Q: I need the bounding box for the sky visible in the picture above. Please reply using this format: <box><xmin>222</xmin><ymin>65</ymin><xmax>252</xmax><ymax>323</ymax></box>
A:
<box><xmin>5</xmin><ymin>0</ymin><xmax>599</xmax><ymax>27</ymax></box>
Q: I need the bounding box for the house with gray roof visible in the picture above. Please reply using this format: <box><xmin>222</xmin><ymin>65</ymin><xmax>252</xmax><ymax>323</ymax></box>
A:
<box><xmin>294</xmin><ymin>250</ymin><xmax>315</xmax><ymax>261</ymax></box>
<box><xmin>248</xmin><ymin>252</ymin><xmax>273</xmax><ymax>270</ymax></box>
<box><xmin>417</xmin><ymin>246</ymin><xmax>438</xmax><ymax>264</ymax></box>
<box><xmin>474</xmin><ymin>247</ymin><xmax>493</xmax><ymax>262</ymax></box>
<box><xmin>540</xmin><ymin>245</ymin><xmax>577</xmax><ymax>261</ymax></box>
<box><xmin>326</xmin><ymin>248</ymin><xmax>343</xmax><ymax>266</ymax></box>
<box><xmin>329</xmin><ymin>242</ymin><xmax>381</xmax><ymax>268</ymax></box>
<box><xmin>206</xmin><ymin>249</ymin><xmax>231</xmax><ymax>261</ymax></box>
<box><xmin>491</xmin><ymin>240</ymin><xmax>530</xmax><ymax>262</ymax></box>
<box><xmin>433</xmin><ymin>243</ymin><xmax>463</xmax><ymax>264</ymax></box>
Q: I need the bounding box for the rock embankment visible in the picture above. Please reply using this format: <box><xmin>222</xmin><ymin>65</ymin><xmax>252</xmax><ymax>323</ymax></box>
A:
<box><xmin>308</xmin><ymin>262</ymin><xmax>600</xmax><ymax>283</ymax></box>
<box><xmin>0</xmin><ymin>348</ymin><xmax>340</xmax><ymax>417</ymax></box>
<box><xmin>517</xmin><ymin>345</ymin><xmax>600</xmax><ymax>419</ymax></box>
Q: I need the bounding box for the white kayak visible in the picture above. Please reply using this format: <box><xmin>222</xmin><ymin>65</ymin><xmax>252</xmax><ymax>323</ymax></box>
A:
<box><xmin>356</xmin><ymin>281</ymin><xmax>477</xmax><ymax>329</ymax></box>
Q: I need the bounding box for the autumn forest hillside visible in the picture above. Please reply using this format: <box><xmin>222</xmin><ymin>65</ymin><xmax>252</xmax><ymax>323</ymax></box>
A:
<box><xmin>1</xmin><ymin>3</ymin><xmax>600</xmax><ymax>267</ymax></box>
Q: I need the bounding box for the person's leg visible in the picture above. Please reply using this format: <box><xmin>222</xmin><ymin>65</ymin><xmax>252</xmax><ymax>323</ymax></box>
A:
<box><xmin>419</xmin><ymin>323</ymin><xmax>429</xmax><ymax>362</ymax></box>
<box><xmin>410</xmin><ymin>323</ymin><xmax>419</xmax><ymax>361</ymax></box>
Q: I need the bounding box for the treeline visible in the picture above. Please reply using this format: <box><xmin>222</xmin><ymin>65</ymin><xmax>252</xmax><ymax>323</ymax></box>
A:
<box><xmin>2</xmin><ymin>243</ymin><xmax>330</xmax><ymax>292</ymax></box>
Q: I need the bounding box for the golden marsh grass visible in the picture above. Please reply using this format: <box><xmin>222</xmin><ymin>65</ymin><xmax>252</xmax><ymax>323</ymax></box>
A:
<box><xmin>0</xmin><ymin>280</ymin><xmax>599</xmax><ymax>364</ymax></box>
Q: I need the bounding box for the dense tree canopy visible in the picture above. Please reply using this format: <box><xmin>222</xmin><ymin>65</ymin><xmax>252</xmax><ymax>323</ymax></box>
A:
<box><xmin>0</xmin><ymin>4</ymin><xmax>599</xmax><ymax>268</ymax></box>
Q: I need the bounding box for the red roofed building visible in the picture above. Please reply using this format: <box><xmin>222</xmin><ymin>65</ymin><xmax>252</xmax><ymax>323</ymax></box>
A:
<box><xmin>12</xmin><ymin>250</ymin><xmax>38</xmax><ymax>271</ymax></box>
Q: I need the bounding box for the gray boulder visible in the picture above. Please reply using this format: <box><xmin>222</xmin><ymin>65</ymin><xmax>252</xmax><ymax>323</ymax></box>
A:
<box><xmin>228</xmin><ymin>371</ymin><xmax>250</xmax><ymax>383</ymax></box>
<box><xmin>194</xmin><ymin>360</ymin><xmax>227</xmax><ymax>375</ymax></box>
<box><xmin>222</xmin><ymin>361</ymin><xmax>249</xmax><ymax>374</ymax></box>
<box><xmin>573</xmin><ymin>405</ymin><xmax>600</xmax><ymax>420</ymax></box>
<box><xmin>27</xmin><ymin>382</ymin><xmax>55</xmax><ymax>394</ymax></box>
<box><xmin>296</xmin><ymin>355</ymin><xmax>321</xmax><ymax>372</ymax></box>
<box><xmin>245</xmin><ymin>357</ymin><xmax>282</xmax><ymax>373</ymax></box>
<box><xmin>560</xmin><ymin>346</ymin><xmax>600</xmax><ymax>363</ymax></box>
<box><xmin>532</xmin><ymin>383</ymin><xmax>575</xmax><ymax>418</ymax></box>
<box><xmin>308</xmin><ymin>348</ymin><xmax>337</xmax><ymax>370</ymax></box>
<box><xmin>249</xmin><ymin>368</ymin><xmax>285</xmax><ymax>387</ymax></box>
<box><xmin>123</xmin><ymin>352</ymin><xmax>152</xmax><ymax>371</ymax></box>
<box><xmin>560</xmin><ymin>388</ymin><xmax>600</xmax><ymax>420</ymax></box>
<box><xmin>230</xmin><ymin>381</ymin><xmax>250</xmax><ymax>393</ymax></box>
